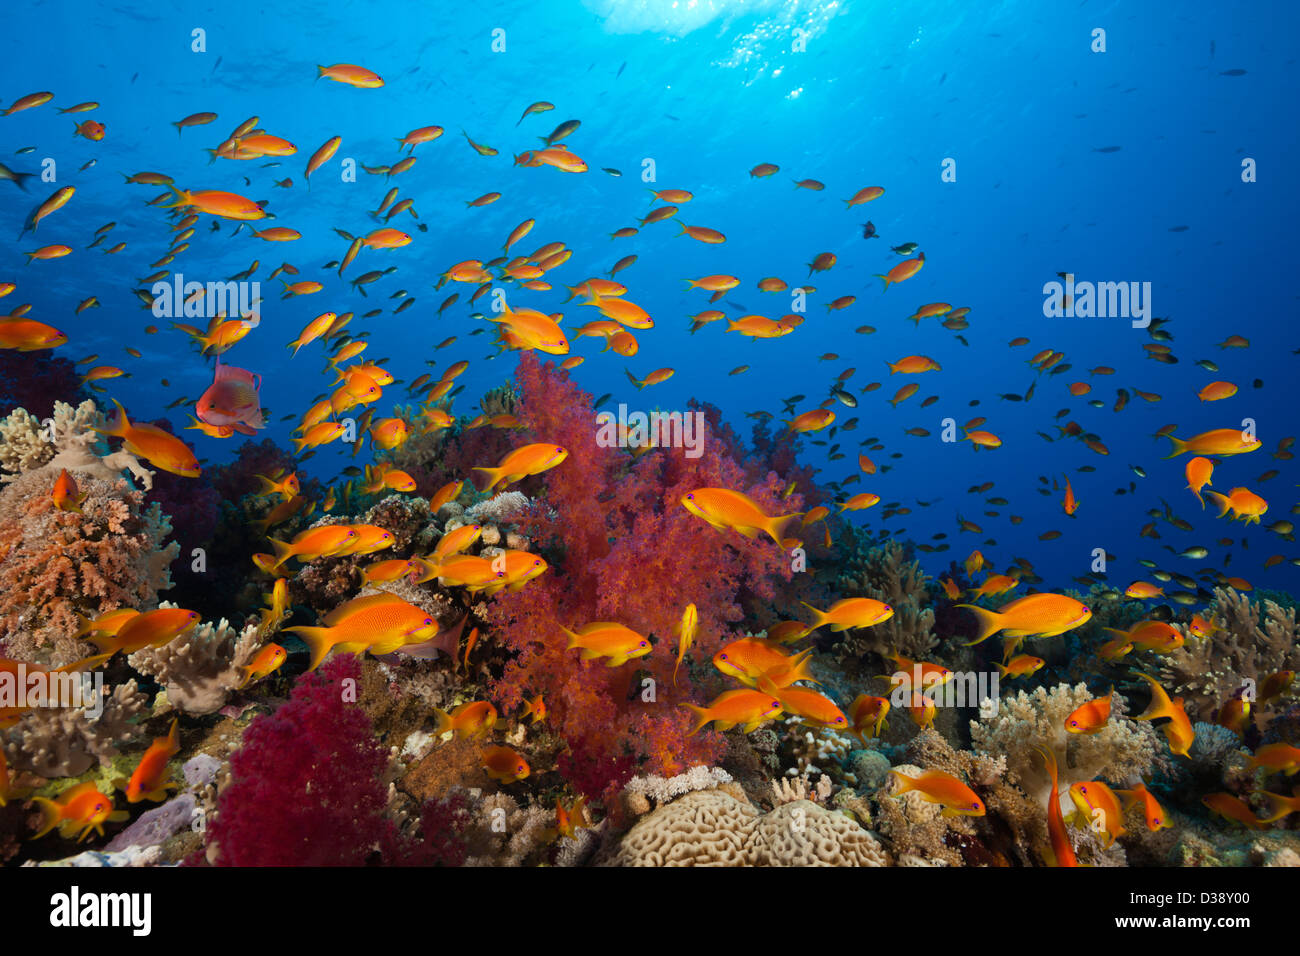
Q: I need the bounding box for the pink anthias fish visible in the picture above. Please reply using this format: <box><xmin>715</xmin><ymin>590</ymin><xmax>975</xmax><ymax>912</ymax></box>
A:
<box><xmin>196</xmin><ymin>358</ymin><xmax>265</xmax><ymax>435</ymax></box>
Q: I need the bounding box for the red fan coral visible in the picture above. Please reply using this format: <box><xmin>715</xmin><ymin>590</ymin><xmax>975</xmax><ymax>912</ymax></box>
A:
<box><xmin>486</xmin><ymin>354</ymin><xmax>801</xmax><ymax>804</ymax></box>
<box><xmin>205</xmin><ymin>656</ymin><xmax>398</xmax><ymax>866</ymax></box>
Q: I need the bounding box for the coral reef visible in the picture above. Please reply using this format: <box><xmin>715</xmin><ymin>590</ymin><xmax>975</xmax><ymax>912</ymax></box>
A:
<box><xmin>3</xmin><ymin>680</ymin><xmax>147</xmax><ymax>778</ymax></box>
<box><xmin>832</xmin><ymin>535</ymin><xmax>938</xmax><ymax>668</ymax></box>
<box><xmin>0</xmin><ymin>468</ymin><xmax>178</xmax><ymax>663</ymax></box>
<box><xmin>1155</xmin><ymin>587</ymin><xmax>1300</xmax><ymax>722</ymax></box>
<box><xmin>127</xmin><ymin>606</ymin><xmax>265</xmax><ymax>715</ymax></box>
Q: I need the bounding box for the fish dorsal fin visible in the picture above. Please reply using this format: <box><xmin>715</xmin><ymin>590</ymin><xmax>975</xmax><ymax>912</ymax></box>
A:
<box><xmin>323</xmin><ymin>591</ymin><xmax>406</xmax><ymax>626</ymax></box>
<box><xmin>215</xmin><ymin>360</ymin><xmax>258</xmax><ymax>387</ymax></box>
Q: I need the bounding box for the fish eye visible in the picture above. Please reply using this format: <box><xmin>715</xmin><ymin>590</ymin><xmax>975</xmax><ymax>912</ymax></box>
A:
<box><xmin>719</xmin><ymin>653</ymin><xmax>727</xmax><ymax>660</ymax></box>
<box><xmin>685</xmin><ymin>494</ymin><xmax>694</xmax><ymax>500</ymax></box>
<box><xmin>1069</xmin><ymin>720</ymin><xmax>1078</xmax><ymax>727</ymax></box>
<box><xmin>639</xmin><ymin>641</ymin><xmax>647</xmax><ymax>647</ymax></box>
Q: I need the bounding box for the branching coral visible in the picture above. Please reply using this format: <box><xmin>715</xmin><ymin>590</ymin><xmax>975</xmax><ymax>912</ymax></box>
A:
<box><xmin>969</xmin><ymin>682</ymin><xmax>1159</xmax><ymax>810</ymax></box>
<box><xmin>0</xmin><ymin>468</ymin><xmax>178</xmax><ymax>663</ymax></box>
<box><xmin>127</xmin><ymin>606</ymin><xmax>265</xmax><ymax>715</ymax></box>
<box><xmin>3</xmin><ymin>679</ymin><xmax>147</xmax><ymax>778</ymax></box>
<box><xmin>1155</xmin><ymin>588</ymin><xmax>1300</xmax><ymax>722</ymax></box>
<box><xmin>832</xmin><ymin>535</ymin><xmax>937</xmax><ymax>667</ymax></box>
<box><xmin>0</xmin><ymin>400</ymin><xmax>152</xmax><ymax>489</ymax></box>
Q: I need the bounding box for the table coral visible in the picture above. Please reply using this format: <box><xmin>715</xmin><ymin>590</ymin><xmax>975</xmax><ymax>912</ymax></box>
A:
<box><xmin>0</xmin><ymin>469</ymin><xmax>178</xmax><ymax>663</ymax></box>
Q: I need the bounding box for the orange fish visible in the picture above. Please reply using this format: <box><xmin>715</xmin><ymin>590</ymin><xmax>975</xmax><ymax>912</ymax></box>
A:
<box><xmin>284</xmin><ymin>593</ymin><xmax>439</xmax><ymax>670</ymax></box>
<box><xmin>317</xmin><ymin>63</ymin><xmax>384</xmax><ymax>87</ymax></box>
<box><xmin>1034</xmin><ymin>746</ymin><xmax>1079</xmax><ymax>866</ymax></box>
<box><xmin>1185</xmin><ymin>457</ymin><xmax>1211</xmax><ymax>509</ymax></box>
<box><xmin>563</xmin><ymin>622</ymin><xmax>651</xmax><ymax>667</ymax></box>
<box><xmin>1133</xmin><ymin>673</ymin><xmax>1194</xmax><ymax>757</ymax></box>
<box><xmin>847</xmin><ymin>694</ymin><xmax>891</xmax><ymax>741</ymax></box>
<box><xmin>874</xmin><ymin>253</ymin><xmax>925</xmax><ymax>290</ymax></box>
<box><xmin>1163</xmin><ymin>428</ymin><xmax>1261</xmax><ymax>458</ymax></box>
<box><xmin>50</xmin><ymin>468</ymin><xmax>87</xmax><ymax>513</ymax></box>
<box><xmin>1065</xmin><ymin>690</ymin><xmax>1113</xmax><ymax>734</ymax></box>
<box><xmin>98</xmin><ymin>399</ymin><xmax>201</xmax><ymax>477</ymax></box>
<box><xmin>801</xmin><ymin>598</ymin><xmax>893</xmax><ymax>632</ymax></box>
<box><xmin>958</xmin><ymin>593</ymin><xmax>1091</xmax><ymax>645</ymax></box>
<box><xmin>482</xmin><ymin>745</ymin><xmax>530</xmax><ymax>783</ymax></box>
<box><xmin>241</xmin><ymin>643</ymin><xmax>287</xmax><ymax>687</ymax></box>
<box><xmin>682</xmin><ymin>689</ymin><xmax>783</xmax><ymax>735</ymax></box>
<box><xmin>164</xmin><ymin>186</ymin><xmax>266</xmax><ymax>220</ymax></box>
<box><xmin>81</xmin><ymin>607</ymin><xmax>200</xmax><ymax>662</ymax></box>
<box><xmin>31</xmin><ymin>781</ymin><xmax>128</xmax><ymax>842</ymax></box>
<box><xmin>889</xmin><ymin>769</ymin><xmax>985</xmax><ymax>817</ymax></box>
<box><xmin>1116</xmin><ymin>783</ymin><xmax>1172</xmax><ymax>832</ymax></box>
<box><xmin>117</xmin><ymin>719</ymin><xmax>181</xmax><ymax>803</ymax></box>
<box><xmin>473</xmin><ymin>442</ymin><xmax>569</xmax><ymax>492</ymax></box>
<box><xmin>681</xmin><ymin>488</ymin><xmax>802</xmax><ymax>548</ymax></box>
<box><xmin>673</xmin><ymin>603</ymin><xmax>698</xmax><ymax>687</ymax></box>
<box><xmin>433</xmin><ymin>700</ymin><xmax>498</xmax><ymax>740</ymax></box>
<box><xmin>267</xmin><ymin>524</ymin><xmax>358</xmax><ymax>567</ymax></box>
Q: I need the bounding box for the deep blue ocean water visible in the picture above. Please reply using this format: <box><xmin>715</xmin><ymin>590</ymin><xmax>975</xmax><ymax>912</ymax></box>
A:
<box><xmin>2</xmin><ymin>0</ymin><xmax>1296</xmax><ymax>595</ymax></box>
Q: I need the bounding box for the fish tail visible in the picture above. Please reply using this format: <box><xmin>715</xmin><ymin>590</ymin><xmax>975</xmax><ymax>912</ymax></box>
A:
<box><xmin>561</xmin><ymin>626</ymin><xmax>584</xmax><ymax>652</ymax></box>
<box><xmin>470</xmin><ymin>466</ymin><xmax>500</xmax><ymax>492</ymax></box>
<box><xmin>1206</xmin><ymin>490</ymin><xmax>1232</xmax><ymax>517</ymax></box>
<box><xmin>623</xmin><ymin>367</ymin><xmax>644</xmax><ymax>390</ymax></box>
<box><xmin>162</xmin><ymin>185</ymin><xmax>191</xmax><ymax>209</ymax></box>
<box><xmin>30</xmin><ymin>797</ymin><xmax>62</xmax><ymax>840</ymax></box>
<box><xmin>873</xmin><ymin>274</ymin><xmax>890</xmax><ymax>291</ymax></box>
<box><xmin>764</xmin><ymin>511</ymin><xmax>803</xmax><ymax>548</ymax></box>
<box><xmin>95</xmin><ymin>398</ymin><xmax>129</xmax><ymax>439</ymax></box>
<box><xmin>956</xmin><ymin>603</ymin><xmax>1003</xmax><ymax>646</ymax></box>
<box><xmin>431</xmin><ymin>706</ymin><xmax>454</xmax><ymax>736</ymax></box>
<box><xmin>71</xmin><ymin>612</ymin><xmax>96</xmax><ymax>640</ymax></box>
<box><xmin>681</xmin><ymin>703</ymin><xmax>711</xmax><ymax>737</ymax></box>
<box><xmin>799</xmin><ymin>601</ymin><xmax>829</xmax><ymax>632</ymax></box>
<box><xmin>282</xmin><ymin>625</ymin><xmax>335</xmax><ymax>671</ymax></box>
<box><xmin>785</xmin><ymin>648</ymin><xmax>819</xmax><ymax>685</ymax></box>
<box><xmin>266</xmin><ymin>536</ymin><xmax>296</xmax><ymax>568</ymax></box>
<box><xmin>1133</xmin><ymin>673</ymin><xmax>1172</xmax><ymax>722</ymax></box>
<box><xmin>887</xmin><ymin>769</ymin><xmax>915</xmax><ymax>795</ymax></box>
<box><xmin>1161</xmin><ymin>433</ymin><xmax>1188</xmax><ymax>458</ymax></box>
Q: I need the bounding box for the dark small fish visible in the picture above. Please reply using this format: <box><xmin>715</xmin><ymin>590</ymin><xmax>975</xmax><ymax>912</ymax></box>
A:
<box><xmin>617</xmin><ymin>61</ymin><xmax>626</xmax><ymax>77</ymax></box>
<box><xmin>213</xmin><ymin>55</ymin><xmax>222</xmax><ymax>72</ymax></box>
<box><xmin>861</xmin><ymin>221</ymin><xmax>877</xmax><ymax>239</ymax></box>
<box><xmin>14</xmin><ymin>146</ymin><xmax>36</xmax><ymax>155</ymax></box>
<box><xmin>1168</xmin><ymin>225</ymin><xmax>1189</xmax><ymax>232</ymax></box>
<box><xmin>1219</xmin><ymin>69</ymin><xmax>1247</xmax><ymax>76</ymax></box>
<box><xmin>602</xmin><ymin>167</ymin><xmax>622</xmax><ymax>177</ymax></box>
<box><xmin>594</xmin><ymin>393</ymin><xmax>612</xmax><ymax>409</ymax></box>
<box><xmin>1092</xmin><ymin>146</ymin><xmax>1122</xmax><ymax>153</ymax></box>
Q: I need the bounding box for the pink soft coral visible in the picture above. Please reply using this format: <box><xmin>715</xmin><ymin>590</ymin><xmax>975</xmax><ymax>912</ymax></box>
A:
<box><xmin>486</xmin><ymin>355</ymin><xmax>801</xmax><ymax>804</ymax></box>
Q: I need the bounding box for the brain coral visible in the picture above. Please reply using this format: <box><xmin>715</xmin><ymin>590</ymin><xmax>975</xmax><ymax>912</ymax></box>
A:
<box><xmin>599</xmin><ymin>787</ymin><xmax>888</xmax><ymax>866</ymax></box>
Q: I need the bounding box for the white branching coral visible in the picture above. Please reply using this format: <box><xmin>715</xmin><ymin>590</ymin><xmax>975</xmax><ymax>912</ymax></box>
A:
<box><xmin>969</xmin><ymin>682</ymin><xmax>1159</xmax><ymax>809</ymax></box>
<box><xmin>0</xmin><ymin>400</ymin><xmax>153</xmax><ymax>489</ymax></box>
<box><xmin>623</xmin><ymin>765</ymin><xmax>734</xmax><ymax>805</ymax></box>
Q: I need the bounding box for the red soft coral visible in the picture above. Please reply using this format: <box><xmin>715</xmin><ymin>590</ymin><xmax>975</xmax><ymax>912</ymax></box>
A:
<box><xmin>486</xmin><ymin>354</ymin><xmax>802</xmax><ymax>805</ymax></box>
<box><xmin>206</xmin><ymin>656</ymin><xmax>398</xmax><ymax>866</ymax></box>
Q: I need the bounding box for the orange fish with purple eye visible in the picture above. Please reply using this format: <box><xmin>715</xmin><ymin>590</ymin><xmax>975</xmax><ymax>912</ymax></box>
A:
<box><xmin>73</xmin><ymin>120</ymin><xmax>105</xmax><ymax>141</ymax></box>
<box><xmin>889</xmin><ymin>769</ymin><xmax>985</xmax><ymax>817</ymax></box>
<box><xmin>1065</xmin><ymin>689</ymin><xmax>1113</xmax><ymax>734</ymax></box>
<box><xmin>481</xmin><ymin>745</ymin><xmax>530</xmax><ymax>783</ymax></box>
<box><xmin>1116</xmin><ymin>783</ymin><xmax>1172</xmax><ymax>832</ymax></box>
<box><xmin>50</xmin><ymin>468</ymin><xmax>87</xmax><ymax>513</ymax></box>
<box><xmin>30</xmin><ymin>781</ymin><xmax>128</xmax><ymax>842</ymax></box>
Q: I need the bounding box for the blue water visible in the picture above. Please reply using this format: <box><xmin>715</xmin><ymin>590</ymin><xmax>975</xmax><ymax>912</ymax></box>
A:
<box><xmin>2</xmin><ymin>0</ymin><xmax>1296</xmax><ymax>594</ymax></box>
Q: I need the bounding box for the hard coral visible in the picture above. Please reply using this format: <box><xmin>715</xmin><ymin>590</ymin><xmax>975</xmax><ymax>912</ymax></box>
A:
<box><xmin>0</xmin><ymin>468</ymin><xmax>178</xmax><ymax>664</ymax></box>
<box><xmin>127</xmin><ymin>606</ymin><xmax>265</xmax><ymax>715</ymax></box>
<box><xmin>1155</xmin><ymin>588</ymin><xmax>1300</xmax><ymax>722</ymax></box>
